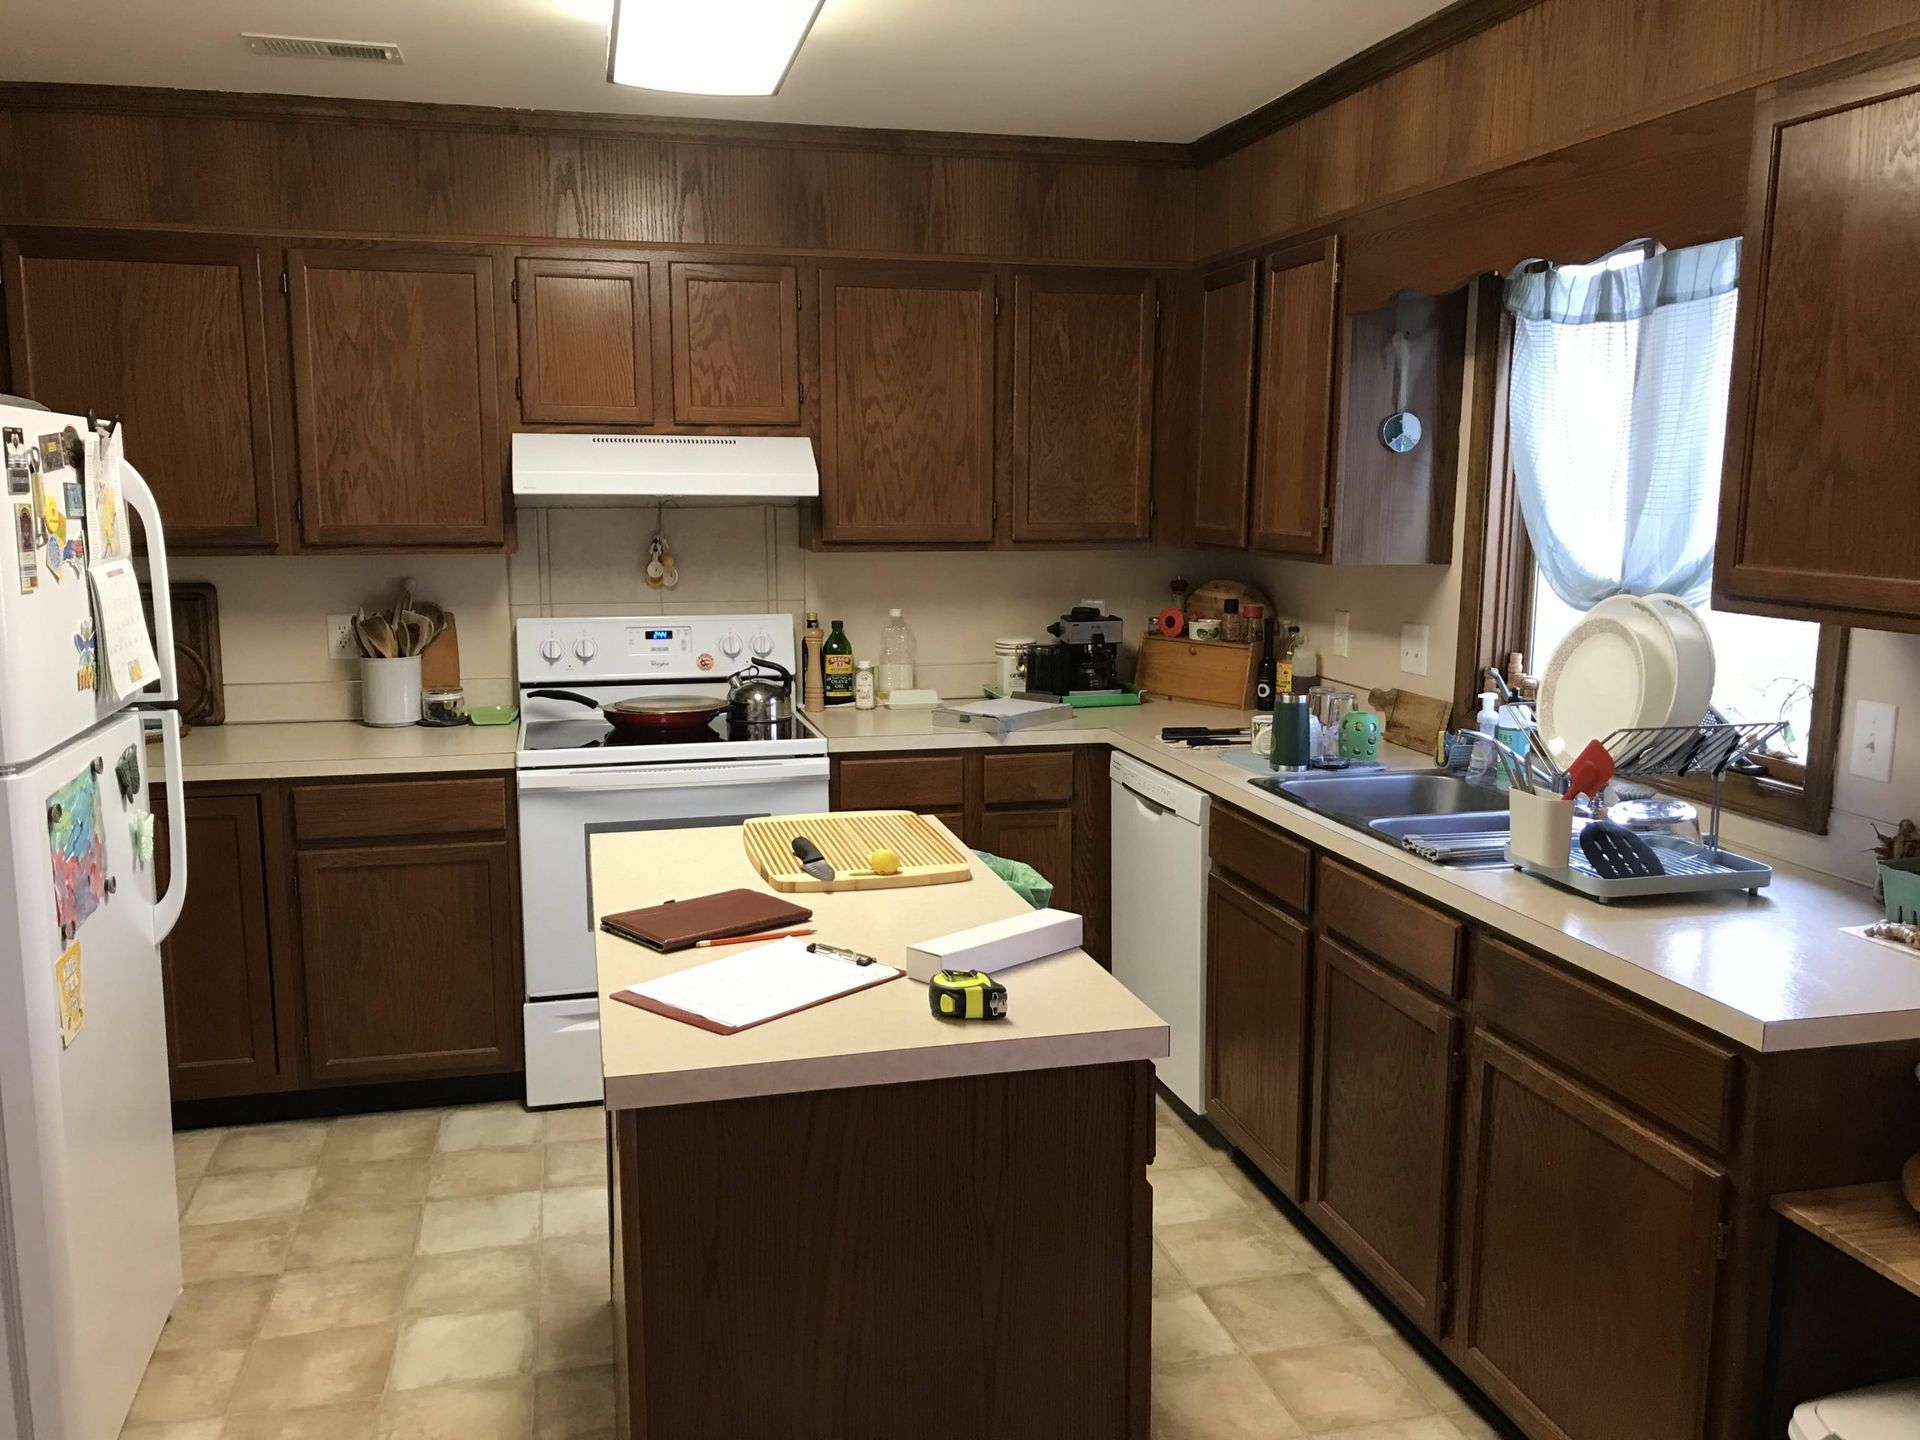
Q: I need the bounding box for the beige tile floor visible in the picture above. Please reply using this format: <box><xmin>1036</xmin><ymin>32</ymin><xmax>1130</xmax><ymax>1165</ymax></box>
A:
<box><xmin>135</xmin><ymin>1097</ymin><xmax>1501</xmax><ymax>1440</ymax></box>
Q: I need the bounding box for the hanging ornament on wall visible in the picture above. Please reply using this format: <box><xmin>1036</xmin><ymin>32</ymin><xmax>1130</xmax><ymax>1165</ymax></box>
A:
<box><xmin>1378</xmin><ymin>327</ymin><xmax>1424</xmax><ymax>454</ymax></box>
<box><xmin>643</xmin><ymin>509</ymin><xmax>679</xmax><ymax>591</ymax></box>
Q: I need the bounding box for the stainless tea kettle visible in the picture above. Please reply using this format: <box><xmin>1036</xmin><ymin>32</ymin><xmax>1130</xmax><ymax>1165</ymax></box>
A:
<box><xmin>726</xmin><ymin>658</ymin><xmax>796</xmax><ymax>727</ymax></box>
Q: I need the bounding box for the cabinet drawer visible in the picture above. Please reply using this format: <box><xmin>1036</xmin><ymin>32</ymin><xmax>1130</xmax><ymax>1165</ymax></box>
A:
<box><xmin>835</xmin><ymin>754</ymin><xmax>966</xmax><ymax>812</ymax></box>
<box><xmin>291</xmin><ymin>777</ymin><xmax>510</xmax><ymax>843</ymax></box>
<box><xmin>982</xmin><ymin>750</ymin><xmax>1073</xmax><ymax>805</ymax></box>
<box><xmin>1471</xmin><ymin>935</ymin><xmax>1738</xmax><ymax>1153</ymax></box>
<box><xmin>1316</xmin><ymin>859</ymin><xmax>1461</xmax><ymax>997</ymax></box>
<box><xmin>1209</xmin><ymin>804</ymin><xmax>1311</xmax><ymax>916</ymax></box>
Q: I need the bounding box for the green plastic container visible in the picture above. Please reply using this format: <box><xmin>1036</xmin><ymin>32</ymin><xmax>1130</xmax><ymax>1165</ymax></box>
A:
<box><xmin>973</xmin><ymin>850</ymin><xmax>1054</xmax><ymax>910</ymax></box>
<box><xmin>1882</xmin><ymin>859</ymin><xmax>1920</xmax><ymax>923</ymax></box>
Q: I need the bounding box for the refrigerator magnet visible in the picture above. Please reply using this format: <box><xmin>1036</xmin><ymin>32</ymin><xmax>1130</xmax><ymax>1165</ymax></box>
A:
<box><xmin>13</xmin><ymin>502</ymin><xmax>37</xmax><ymax>594</ymax></box>
<box><xmin>54</xmin><ymin>942</ymin><xmax>84</xmax><ymax>1048</ymax></box>
<box><xmin>36</xmin><ymin>432</ymin><xmax>65</xmax><ymax>473</ymax></box>
<box><xmin>72</xmin><ymin>617</ymin><xmax>97</xmax><ymax>693</ymax></box>
<box><xmin>4</xmin><ymin>427</ymin><xmax>28</xmax><ymax>496</ymax></box>
<box><xmin>114</xmin><ymin>745</ymin><xmax>141</xmax><ymax>805</ymax></box>
<box><xmin>46</xmin><ymin>766</ymin><xmax>107</xmax><ymax>940</ymax></box>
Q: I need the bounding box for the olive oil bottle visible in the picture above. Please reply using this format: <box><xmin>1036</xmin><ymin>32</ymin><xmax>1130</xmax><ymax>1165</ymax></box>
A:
<box><xmin>822</xmin><ymin>619</ymin><xmax>855</xmax><ymax>706</ymax></box>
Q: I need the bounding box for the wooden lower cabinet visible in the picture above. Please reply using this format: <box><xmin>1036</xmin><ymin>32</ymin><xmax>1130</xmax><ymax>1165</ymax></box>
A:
<box><xmin>296</xmin><ymin>840</ymin><xmax>519</xmax><ymax>1081</ymax></box>
<box><xmin>1205</xmin><ymin>870</ymin><xmax>1310</xmax><ymax>1198</ymax></box>
<box><xmin>1307</xmin><ymin>936</ymin><xmax>1460</xmax><ymax>1336</ymax></box>
<box><xmin>157</xmin><ymin>773</ymin><xmax>522</xmax><ymax>1101</ymax></box>
<box><xmin>1452</xmin><ymin>1029</ymin><xmax>1726</xmax><ymax>1440</ymax></box>
<box><xmin>977</xmin><ymin>807</ymin><xmax>1074</xmax><ymax>912</ymax></box>
<box><xmin>155</xmin><ymin>790</ymin><xmax>285</xmax><ymax>1099</ymax></box>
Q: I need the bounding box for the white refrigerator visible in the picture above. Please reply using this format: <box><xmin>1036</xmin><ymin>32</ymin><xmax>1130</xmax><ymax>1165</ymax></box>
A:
<box><xmin>0</xmin><ymin>401</ymin><xmax>188</xmax><ymax>1440</ymax></box>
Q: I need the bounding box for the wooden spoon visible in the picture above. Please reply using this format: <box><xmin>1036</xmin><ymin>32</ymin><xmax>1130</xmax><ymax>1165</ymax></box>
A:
<box><xmin>359</xmin><ymin>611</ymin><xmax>399</xmax><ymax>659</ymax></box>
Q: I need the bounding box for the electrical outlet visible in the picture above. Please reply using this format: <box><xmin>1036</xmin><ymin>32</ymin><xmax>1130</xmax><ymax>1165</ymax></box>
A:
<box><xmin>1399</xmin><ymin>622</ymin><xmax>1430</xmax><ymax>676</ymax></box>
<box><xmin>1333</xmin><ymin>610</ymin><xmax>1351</xmax><ymax>658</ymax></box>
<box><xmin>1850</xmin><ymin>700</ymin><xmax>1898</xmax><ymax>783</ymax></box>
<box><xmin>326</xmin><ymin>613</ymin><xmax>358</xmax><ymax>661</ymax></box>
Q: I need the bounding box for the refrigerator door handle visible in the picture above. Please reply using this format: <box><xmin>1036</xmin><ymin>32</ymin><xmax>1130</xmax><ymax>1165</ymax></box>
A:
<box><xmin>150</xmin><ymin>707</ymin><xmax>187</xmax><ymax>944</ymax></box>
<box><xmin>118</xmin><ymin>461</ymin><xmax>178</xmax><ymax>705</ymax></box>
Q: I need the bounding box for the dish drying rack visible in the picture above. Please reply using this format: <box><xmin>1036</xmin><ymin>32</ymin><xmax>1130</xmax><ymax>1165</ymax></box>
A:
<box><xmin>1512</xmin><ymin>719</ymin><xmax>1787</xmax><ymax>902</ymax></box>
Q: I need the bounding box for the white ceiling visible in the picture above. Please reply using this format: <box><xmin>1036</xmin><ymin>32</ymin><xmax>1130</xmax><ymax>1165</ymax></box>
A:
<box><xmin>1</xmin><ymin>0</ymin><xmax>1454</xmax><ymax>144</ymax></box>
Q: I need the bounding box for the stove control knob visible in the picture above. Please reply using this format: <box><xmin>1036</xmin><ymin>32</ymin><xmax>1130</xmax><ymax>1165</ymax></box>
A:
<box><xmin>539</xmin><ymin>639</ymin><xmax>564</xmax><ymax>664</ymax></box>
<box><xmin>720</xmin><ymin>630</ymin><xmax>743</xmax><ymax>658</ymax></box>
<box><xmin>751</xmin><ymin>632</ymin><xmax>773</xmax><ymax>657</ymax></box>
<box><xmin>574</xmin><ymin>639</ymin><xmax>597</xmax><ymax>662</ymax></box>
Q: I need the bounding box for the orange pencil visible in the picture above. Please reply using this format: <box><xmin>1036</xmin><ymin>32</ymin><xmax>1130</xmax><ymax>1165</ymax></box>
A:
<box><xmin>692</xmin><ymin>927</ymin><xmax>816</xmax><ymax>948</ymax></box>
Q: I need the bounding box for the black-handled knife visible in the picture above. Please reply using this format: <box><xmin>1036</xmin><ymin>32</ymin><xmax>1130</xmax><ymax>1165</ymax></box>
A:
<box><xmin>790</xmin><ymin>835</ymin><xmax>836</xmax><ymax>882</ymax></box>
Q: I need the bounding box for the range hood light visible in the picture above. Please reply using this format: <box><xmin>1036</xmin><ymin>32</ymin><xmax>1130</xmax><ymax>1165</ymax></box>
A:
<box><xmin>607</xmin><ymin>0</ymin><xmax>826</xmax><ymax>97</ymax></box>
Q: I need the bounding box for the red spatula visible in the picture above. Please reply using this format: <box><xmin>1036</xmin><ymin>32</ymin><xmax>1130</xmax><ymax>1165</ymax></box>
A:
<box><xmin>1564</xmin><ymin>739</ymin><xmax>1615</xmax><ymax>802</ymax></box>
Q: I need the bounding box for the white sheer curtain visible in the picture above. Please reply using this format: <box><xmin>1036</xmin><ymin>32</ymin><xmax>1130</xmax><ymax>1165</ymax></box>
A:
<box><xmin>1504</xmin><ymin>238</ymin><xmax>1741</xmax><ymax>610</ymax></box>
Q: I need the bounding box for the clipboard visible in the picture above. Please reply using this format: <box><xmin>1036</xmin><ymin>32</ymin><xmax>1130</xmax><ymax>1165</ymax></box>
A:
<box><xmin>609</xmin><ymin>936</ymin><xmax>903</xmax><ymax>1035</ymax></box>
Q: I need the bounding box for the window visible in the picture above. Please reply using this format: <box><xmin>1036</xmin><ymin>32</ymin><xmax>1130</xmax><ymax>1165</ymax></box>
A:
<box><xmin>1458</xmin><ymin>245</ymin><xmax>1848</xmax><ymax>832</ymax></box>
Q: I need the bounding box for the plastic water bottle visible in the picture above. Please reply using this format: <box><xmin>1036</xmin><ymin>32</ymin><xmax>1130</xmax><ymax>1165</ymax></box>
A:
<box><xmin>878</xmin><ymin>608</ymin><xmax>915</xmax><ymax>703</ymax></box>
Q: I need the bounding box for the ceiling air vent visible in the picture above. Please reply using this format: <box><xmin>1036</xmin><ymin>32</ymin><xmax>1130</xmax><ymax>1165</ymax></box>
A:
<box><xmin>242</xmin><ymin>33</ymin><xmax>404</xmax><ymax>63</ymax></box>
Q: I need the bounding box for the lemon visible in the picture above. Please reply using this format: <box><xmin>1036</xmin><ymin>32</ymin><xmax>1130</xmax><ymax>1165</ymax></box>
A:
<box><xmin>868</xmin><ymin>847</ymin><xmax>901</xmax><ymax>876</ymax></box>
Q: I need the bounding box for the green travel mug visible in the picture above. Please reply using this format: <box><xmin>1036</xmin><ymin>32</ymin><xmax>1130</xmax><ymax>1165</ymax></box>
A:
<box><xmin>1270</xmin><ymin>694</ymin><xmax>1312</xmax><ymax>771</ymax></box>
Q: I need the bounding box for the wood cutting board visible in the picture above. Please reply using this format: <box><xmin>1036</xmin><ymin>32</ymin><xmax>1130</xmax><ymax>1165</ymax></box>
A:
<box><xmin>742</xmin><ymin>811</ymin><xmax>973</xmax><ymax>892</ymax></box>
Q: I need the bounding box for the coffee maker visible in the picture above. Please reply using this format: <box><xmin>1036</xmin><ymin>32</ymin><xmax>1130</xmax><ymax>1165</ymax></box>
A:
<box><xmin>1022</xmin><ymin>603</ymin><xmax>1125</xmax><ymax>697</ymax></box>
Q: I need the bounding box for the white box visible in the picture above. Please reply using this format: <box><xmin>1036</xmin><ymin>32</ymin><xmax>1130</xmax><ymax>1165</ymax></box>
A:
<box><xmin>931</xmin><ymin>697</ymin><xmax>1072</xmax><ymax>735</ymax></box>
<box><xmin>904</xmin><ymin>908</ymin><xmax>1084</xmax><ymax>984</ymax></box>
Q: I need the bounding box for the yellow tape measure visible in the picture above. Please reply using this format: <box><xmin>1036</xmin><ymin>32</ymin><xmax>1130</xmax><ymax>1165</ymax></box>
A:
<box><xmin>928</xmin><ymin>968</ymin><xmax>1008</xmax><ymax>1022</ymax></box>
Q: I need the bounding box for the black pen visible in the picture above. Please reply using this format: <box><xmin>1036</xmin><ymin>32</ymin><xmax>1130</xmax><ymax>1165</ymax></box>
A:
<box><xmin>806</xmin><ymin>941</ymin><xmax>876</xmax><ymax>967</ymax></box>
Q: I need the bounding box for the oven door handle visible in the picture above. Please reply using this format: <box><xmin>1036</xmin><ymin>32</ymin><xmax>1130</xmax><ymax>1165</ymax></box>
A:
<box><xmin>516</xmin><ymin>759</ymin><xmax>829</xmax><ymax>793</ymax></box>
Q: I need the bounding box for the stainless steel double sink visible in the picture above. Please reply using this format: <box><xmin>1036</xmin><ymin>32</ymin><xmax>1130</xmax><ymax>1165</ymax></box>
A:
<box><xmin>1250</xmin><ymin>769</ymin><xmax>1509</xmax><ymax>848</ymax></box>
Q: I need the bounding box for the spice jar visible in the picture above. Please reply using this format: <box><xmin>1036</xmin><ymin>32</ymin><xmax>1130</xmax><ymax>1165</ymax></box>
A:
<box><xmin>1220</xmin><ymin>597</ymin><xmax>1246</xmax><ymax>644</ymax></box>
<box><xmin>421</xmin><ymin>686</ymin><xmax>467</xmax><ymax>726</ymax></box>
<box><xmin>853</xmin><ymin>660</ymin><xmax>877</xmax><ymax>710</ymax></box>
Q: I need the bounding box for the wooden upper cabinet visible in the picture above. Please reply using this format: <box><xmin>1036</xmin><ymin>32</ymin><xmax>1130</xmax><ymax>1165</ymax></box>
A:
<box><xmin>668</xmin><ymin>262</ymin><xmax>801</xmax><ymax>425</ymax></box>
<box><xmin>1</xmin><ymin>228</ymin><xmax>282</xmax><ymax>551</ymax></box>
<box><xmin>515</xmin><ymin>257</ymin><xmax>654</xmax><ymax>424</ymax></box>
<box><xmin>817</xmin><ymin>265</ymin><xmax>996</xmax><ymax>545</ymax></box>
<box><xmin>1453</xmin><ymin>1029</ymin><xmax>1726</xmax><ymax>1440</ymax></box>
<box><xmin>1190</xmin><ymin>260</ymin><xmax>1258</xmax><ymax>547</ymax></box>
<box><xmin>1251</xmin><ymin>236</ymin><xmax>1341</xmax><ymax>557</ymax></box>
<box><xmin>1008</xmin><ymin>269</ymin><xmax>1156</xmax><ymax>543</ymax></box>
<box><xmin>155</xmin><ymin>791</ymin><xmax>284</xmax><ymax>1100</ymax></box>
<box><xmin>287</xmin><ymin>248</ymin><xmax>503</xmax><ymax>548</ymax></box>
<box><xmin>1718</xmin><ymin>51</ymin><xmax>1920</xmax><ymax>627</ymax></box>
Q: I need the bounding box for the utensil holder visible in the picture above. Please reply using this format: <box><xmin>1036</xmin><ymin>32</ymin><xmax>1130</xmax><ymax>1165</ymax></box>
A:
<box><xmin>1509</xmin><ymin>789</ymin><xmax>1576</xmax><ymax>870</ymax></box>
<box><xmin>361</xmin><ymin>655</ymin><xmax>423</xmax><ymax>728</ymax></box>
<box><xmin>1881</xmin><ymin>859</ymin><xmax>1920</xmax><ymax>923</ymax></box>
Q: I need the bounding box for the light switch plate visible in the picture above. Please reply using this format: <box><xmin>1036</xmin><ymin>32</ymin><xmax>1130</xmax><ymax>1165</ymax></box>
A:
<box><xmin>1399</xmin><ymin>622</ymin><xmax>1430</xmax><ymax>677</ymax></box>
<box><xmin>1333</xmin><ymin>610</ymin><xmax>1351</xmax><ymax>658</ymax></box>
<box><xmin>326</xmin><ymin>613</ymin><xmax>358</xmax><ymax>661</ymax></box>
<box><xmin>1850</xmin><ymin>700</ymin><xmax>1897</xmax><ymax>783</ymax></box>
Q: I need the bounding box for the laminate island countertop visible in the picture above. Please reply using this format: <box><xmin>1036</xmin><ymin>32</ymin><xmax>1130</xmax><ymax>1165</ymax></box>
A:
<box><xmin>591</xmin><ymin>822</ymin><xmax>1168</xmax><ymax>1110</ymax></box>
<box><xmin>812</xmin><ymin>699</ymin><xmax>1917</xmax><ymax>1053</ymax></box>
<box><xmin>148</xmin><ymin>719</ymin><xmax>519</xmax><ymax>782</ymax></box>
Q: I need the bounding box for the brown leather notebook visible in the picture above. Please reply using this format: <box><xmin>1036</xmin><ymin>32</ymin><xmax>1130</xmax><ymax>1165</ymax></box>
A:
<box><xmin>599</xmin><ymin>889</ymin><xmax>813</xmax><ymax>953</ymax></box>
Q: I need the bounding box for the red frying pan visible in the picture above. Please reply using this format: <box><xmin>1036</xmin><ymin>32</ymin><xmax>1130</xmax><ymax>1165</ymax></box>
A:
<box><xmin>526</xmin><ymin>688</ymin><xmax>726</xmax><ymax>737</ymax></box>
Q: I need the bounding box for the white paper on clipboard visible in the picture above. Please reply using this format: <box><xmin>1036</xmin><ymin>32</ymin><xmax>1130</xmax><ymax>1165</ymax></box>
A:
<box><xmin>86</xmin><ymin>557</ymin><xmax>160</xmax><ymax>701</ymax></box>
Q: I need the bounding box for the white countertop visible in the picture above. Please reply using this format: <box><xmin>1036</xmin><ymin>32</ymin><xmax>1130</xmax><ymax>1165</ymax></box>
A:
<box><xmin>153</xmin><ymin>719</ymin><xmax>518</xmax><ymax>782</ymax></box>
<box><xmin>591</xmin><ymin>827</ymin><xmax>1168</xmax><ymax>1110</ymax></box>
<box><xmin>809</xmin><ymin>699</ymin><xmax>1916</xmax><ymax>1054</ymax></box>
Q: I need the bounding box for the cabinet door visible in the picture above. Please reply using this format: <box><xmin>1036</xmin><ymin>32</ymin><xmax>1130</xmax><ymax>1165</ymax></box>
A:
<box><xmin>1009</xmin><ymin>269</ymin><xmax>1156</xmax><ymax>543</ymax></box>
<box><xmin>297</xmin><ymin>841</ymin><xmax>518</xmax><ymax>1081</ymax></box>
<box><xmin>1251</xmin><ymin>237</ymin><xmax>1340</xmax><ymax>557</ymax></box>
<box><xmin>287</xmin><ymin>248</ymin><xmax>503</xmax><ymax>547</ymax></box>
<box><xmin>515</xmin><ymin>257</ymin><xmax>654</xmax><ymax>424</ymax></box>
<box><xmin>817</xmin><ymin>265</ymin><xmax>995</xmax><ymax>544</ymax></box>
<box><xmin>668</xmin><ymin>262</ymin><xmax>801</xmax><ymax>425</ymax></box>
<box><xmin>1189</xmin><ymin>260</ymin><xmax>1258</xmax><ymax>547</ymax></box>
<box><xmin>1718</xmin><ymin>56</ymin><xmax>1920</xmax><ymax>624</ymax></box>
<box><xmin>154</xmin><ymin>792</ymin><xmax>283</xmax><ymax>1099</ymax></box>
<box><xmin>1309</xmin><ymin>936</ymin><xmax>1459</xmax><ymax>1335</ymax></box>
<box><xmin>1453</xmin><ymin>1029</ymin><xmax>1726</xmax><ymax>1440</ymax></box>
<box><xmin>977</xmin><ymin>807</ymin><xmax>1073</xmax><ymax>912</ymax></box>
<box><xmin>2</xmin><ymin>229</ymin><xmax>282</xmax><ymax>551</ymax></box>
<box><xmin>1206</xmin><ymin>871</ymin><xmax>1311</xmax><ymax>1199</ymax></box>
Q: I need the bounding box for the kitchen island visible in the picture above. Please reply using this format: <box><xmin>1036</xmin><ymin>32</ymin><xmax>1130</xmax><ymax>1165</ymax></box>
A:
<box><xmin>592</xmin><ymin>823</ymin><xmax>1167</xmax><ymax>1440</ymax></box>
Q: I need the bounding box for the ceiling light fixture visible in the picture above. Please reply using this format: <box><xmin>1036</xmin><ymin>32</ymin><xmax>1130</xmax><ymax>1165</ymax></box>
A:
<box><xmin>606</xmin><ymin>0</ymin><xmax>826</xmax><ymax>97</ymax></box>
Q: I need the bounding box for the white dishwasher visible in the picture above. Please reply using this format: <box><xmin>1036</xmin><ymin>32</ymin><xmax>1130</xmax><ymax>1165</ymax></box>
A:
<box><xmin>1109</xmin><ymin>751</ymin><xmax>1211</xmax><ymax>1111</ymax></box>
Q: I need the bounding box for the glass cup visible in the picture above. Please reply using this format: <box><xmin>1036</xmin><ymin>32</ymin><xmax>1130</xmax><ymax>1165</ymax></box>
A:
<box><xmin>1309</xmin><ymin>688</ymin><xmax>1357</xmax><ymax>762</ymax></box>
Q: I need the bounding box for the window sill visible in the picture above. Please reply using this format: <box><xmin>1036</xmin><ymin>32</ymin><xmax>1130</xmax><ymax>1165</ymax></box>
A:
<box><xmin>1663</xmin><ymin>769</ymin><xmax>1826</xmax><ymax>835</ymax></box>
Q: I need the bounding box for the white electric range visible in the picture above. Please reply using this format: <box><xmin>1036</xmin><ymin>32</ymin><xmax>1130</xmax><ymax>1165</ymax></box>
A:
<box><xmin>514</xmin><ymin>614</ymin><xmax>828</xmax><ymax>1106</ymax></box>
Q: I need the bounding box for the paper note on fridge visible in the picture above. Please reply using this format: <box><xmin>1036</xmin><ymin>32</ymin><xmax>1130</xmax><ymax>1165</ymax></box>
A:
<box><xmin>86</xmin><ymin>558</ymin><xmax>160</xmax><ymax>702</ymax></box>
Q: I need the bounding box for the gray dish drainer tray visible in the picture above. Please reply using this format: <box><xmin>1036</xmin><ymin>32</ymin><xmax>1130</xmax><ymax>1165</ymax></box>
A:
<box><xmin>1508</xmin><ymin>834</ymin><xmax>1773</xmax><ymax>902</ymax></box>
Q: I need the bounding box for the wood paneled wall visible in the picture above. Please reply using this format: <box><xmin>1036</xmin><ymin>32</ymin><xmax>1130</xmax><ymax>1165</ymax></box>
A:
<box><xmin>0</xmin><ymin>86</ymin><xmax>1193</xmax><ymax>267</ymax></box>
<box><xmin>1195</xmin><ymin>0</ymin><xmax>1920</xmax><ymax>259</ymax></box>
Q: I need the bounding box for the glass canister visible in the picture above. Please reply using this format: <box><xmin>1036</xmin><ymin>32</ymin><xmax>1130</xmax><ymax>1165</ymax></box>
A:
<box><xmin>1309</xmin><ymin>687</ymin><xmax>1357</xmax><ymax>762</ymax></box>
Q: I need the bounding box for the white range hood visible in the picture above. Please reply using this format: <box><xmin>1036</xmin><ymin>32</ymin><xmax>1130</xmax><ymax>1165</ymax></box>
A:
<box><xmin>511</xmin><ymin>433</ymin><xmax>818</xmax><ymax>505</ymax></box>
